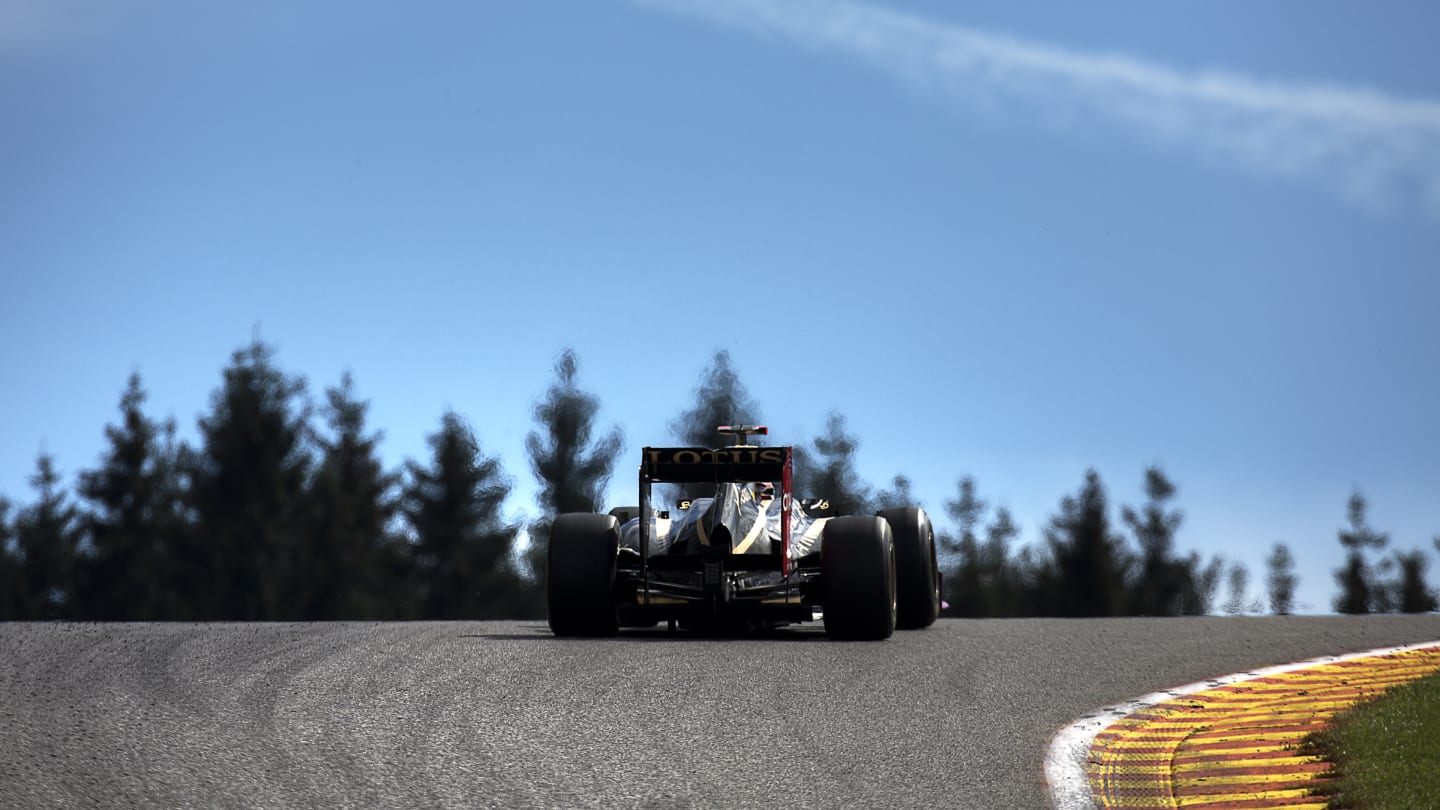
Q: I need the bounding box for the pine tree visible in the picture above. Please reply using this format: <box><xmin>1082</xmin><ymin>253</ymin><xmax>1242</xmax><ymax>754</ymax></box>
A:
<box><xmin>979</xmin><ymin>505</ymin><xmax>1023</xmax><ymax>616</ymax></box>
<box><xmin>1265</xmin><ymin>542</ymin><xmax>1298</xmax><ymax>615</ymax></box>
<box><xmin>1222</xmin><ymin>561</ymin><xmax>1251</xmax><ymax>615</ymax></box>
<box><xmin>148</xmin><ymin>426</ymin><xmax>195</xmax><ymax>619</ymax></box>
<box><xmin>187</xmin><ymin>339</ymin><xmax>314</xmax><ymax>620</ymax></box>
<box><xmin>1044</xmin><ymin>470</ymin><xmax>1130</xmax><ymax>617</ymax></box>
<box><xmin>525</xmin><ymin>349</ymin><xmax>623</xmax><ymax>607</ymax></box>
<box><xmin>307</xmin><ymin>372</ymin><xmax>405</xmax><ymax>619</ymax></box>
<box><xmin>1121</xmin><ymin>467</ymin><xmax>1188</xmax><ymax>616</ymax></box>
<box><xmin>1392</xmin><ymin>549</ymin><xmax>1437</xmax><ymax>614</ymax></box>
<box><xmin>1015</xmin><ymin>543</ymin><xmax>1060</xmax><ymax>617</ymax></box>
<box><xmin>0</xmin><ymin>497</ymin><xmax>22</xmax><ymax>620</ymax></box>
<box><xmin>942</xmin><ymin>477</ymin><xmax>985</xmax><ymax>617</ymax></box>
<box><xmin>875</xmin><ymin>475</ymin><xmax>916</xmax><ymax>510</ymax></box>
<box><xmin>14</xmin><ymin>454</ymin><xmax>82</xmax><ymax>619</ymax></box>
<box><xmin>797</xmin><ymin>412</ymin><xmax>871</xmax><ymax>517</ymax></box>
<box><xmin>1332</xmin><ymin>491</ymin><xmax>1388</xmax><ymax>615</ymax></box>
<box><xmin>669</xmin><ymin>350</ymin><xmax>763</xmax><ymax>503</ymax></box>
<box><xmin>1371</xmin><ymin>556</ymin><xmax>1399</xmax><ymax>614</ymax></box>
<box><xmin>74</xmin><ymin>373</ymin><xmax>186</xmax><ymax>620</ymax></box>
<box><xmin>404</xmin><ymin>412</ymin><xmax>523</xmax><ymax>619</ymax></box>
<box><xmin>1177</xmin><ymin>553</ymin><xmax>1224</xmax><ymax>615</ymax></box>
<box><xmin>1333</xmin><ymin>554</ymin><xmax>1370</xmax><ymax>615</ymax></box>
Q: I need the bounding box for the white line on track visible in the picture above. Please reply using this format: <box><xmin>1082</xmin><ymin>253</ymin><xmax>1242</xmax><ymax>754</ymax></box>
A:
<box><xmin>1044</xmin><ymin>638</ymin><xmax>1440</xmax><ymax>810</ymax></box>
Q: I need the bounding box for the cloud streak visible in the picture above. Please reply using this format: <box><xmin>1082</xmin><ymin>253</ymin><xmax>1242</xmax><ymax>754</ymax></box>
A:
<box><xmin>636</xmin><ymin>0</ymin><xmax>1440</xmax><ymax>219</ymax></box>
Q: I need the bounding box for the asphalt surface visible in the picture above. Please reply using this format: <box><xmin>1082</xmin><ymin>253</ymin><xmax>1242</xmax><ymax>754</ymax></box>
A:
<box><xmin>2</xmin><ymin>616</ymin><xmax>1438</xmax><ymax>809</ymax></box>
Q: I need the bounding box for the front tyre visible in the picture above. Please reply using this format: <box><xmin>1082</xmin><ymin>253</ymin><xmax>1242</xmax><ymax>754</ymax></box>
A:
<box><xmin>821</xmin><ymin>516</ymin><xmax>896</xmax><ymax>640</ymax></box>
<box><xmin>880</xmin><ymin>507</ymin><xmax>940</xmax><ymax>629</ymax></box>
<box><xmin>547</xmin><ymin>513</ymin><xmax>620</xmax><ymax>637</ymax></box>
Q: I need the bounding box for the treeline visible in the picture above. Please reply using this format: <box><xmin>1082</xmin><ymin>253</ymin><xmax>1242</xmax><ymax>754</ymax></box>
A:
<box><xmin>932</xmin><ymin>471</ymin><xmax>1436</xmax><ymax>617</ymax></box>
<box><xmin>1</xmin><ymin>343</ymin><xmax>1437</xmax><ymax>621</ymax></box>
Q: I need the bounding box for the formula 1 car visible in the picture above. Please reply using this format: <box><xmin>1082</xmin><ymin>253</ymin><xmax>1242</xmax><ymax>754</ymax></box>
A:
<box><xmin>546</xmin><ymin>426</ymin><xmax>940</xmax><ymax>640</ymax></box>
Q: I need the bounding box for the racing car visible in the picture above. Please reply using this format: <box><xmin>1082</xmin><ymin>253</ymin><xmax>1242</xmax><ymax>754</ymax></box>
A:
<box><xmin>546</xmin><ymin>426</ymin><xmax>940</xmax><ymax>640</ymax></box>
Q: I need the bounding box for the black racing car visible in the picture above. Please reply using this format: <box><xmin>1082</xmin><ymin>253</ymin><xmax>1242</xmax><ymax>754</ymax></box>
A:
<box><xmin>545</xmin><ymin>426</ymin><xmax>940</xmax><ymax>639</ymax></box>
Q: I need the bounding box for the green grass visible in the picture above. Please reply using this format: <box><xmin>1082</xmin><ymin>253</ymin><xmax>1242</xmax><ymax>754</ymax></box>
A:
<box><xmin>1303</xmin><ymin>668</ymin><xmax>1440</xmax><ymax>809</ymax></box>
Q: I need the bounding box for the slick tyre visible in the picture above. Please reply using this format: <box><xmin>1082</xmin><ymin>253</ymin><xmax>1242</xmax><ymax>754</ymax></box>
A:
<box><xmin>547</xmin><ymin>513</ymin><xmax>620</xmax><ymax>637</ymax></box>
<box><xmin>821</xmin><ymin>515</ymin><xmax>896</xmax><ymax>640</ymax></box>
<box><xmin>880</xmin><ymin>507</ymin><xmax>940</xmax><ymax>629</ymax></box>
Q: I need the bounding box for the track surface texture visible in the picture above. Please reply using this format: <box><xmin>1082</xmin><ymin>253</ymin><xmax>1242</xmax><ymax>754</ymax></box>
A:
<box><xmin>2</xmin><ymin>617</ymin><xmax>1438</xmax><ymax>809</ymax></box>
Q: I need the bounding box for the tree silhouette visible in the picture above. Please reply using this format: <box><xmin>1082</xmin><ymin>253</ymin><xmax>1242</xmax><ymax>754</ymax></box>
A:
<box><xmin>875</xmin><ymin>474</ymin><xmax>916</xmax><ymax>510</ymax></box>
<box><xmin>942</xmin><ymin>476</ymin><xmax>985</xmax><ymax>617</ymax></box>
<box><xmin>186</xmin><ymin>339</ymin><xmax>314</xmax><ymax>620</ymax></box>
<box><xmin>0</xmin><ymin>497</ymin><xmax>22</xmax><ymax>620</ymax></box>
<box><xmin>13</xmin><ymin>454</ymin><xmax>82</xmax><ymax>619</ymax></box>
<box><xmin>1222</xmin><ymin>561</ymin><xmax>1251</xmax><ymax>615</ymax></box>
<box><xmin>1392</xmin><ymin>549</ymin><xmax>1437</xmax><ymax>614</ymax></box>
<box><xmin>525</xmin><ymin>349</ymin><xmax>624</xmax><ymax>603</ymax></box>
<box><xmin>1333</xmin><ymin>554</ymin><xmax>1370</xmax><ymax>615</ymax></box>
<box><xmin>669</xmin><ymin>350</ymin><xmax>763</xmax><ymax>503</ymax></box>
<box><xmin>74</xmin><ymin>373</ymin><xmax>186</xmax><ymax>620</ymax></box>
<box><xmin>1014</xmin><ymin>543</ymin><xmax>1060</xmax><ymax>617</ymax></box>
<box><xmin>1332</xmin><ymin>491</ymin><xmax>1388</xmax><ymax>614</ymax></box>
<box><xmin>1177</xmin><ymin>553</ymin><xmax>1224</xmax><ymax>615</ymax></box>
<box><xmin>1121</xmin><ymin>467</ymin><xmax>1189</xmax><ymax>616</ymax></box>
<box><xmin>797</xmin><ymin>412</ymin><xmax>872</xmax><ymax>516</ymax></box>
<box><xmin>1265</xmin><ymin>542</ymin><xmax>1297</xmax><ymax>615</ymax></box>
<box><xmin>1044</xmin><ymin>470</ymin><xmax>1130</xmax><ymax>617</ymax></box>
<box><xmin>979</xmin><ymin>505</ymin><xmax>1025</xmax><ymax>616</ymax></box>
<box><xmin>307</xmin><ymin>372</ymin><xmax>406</xmax><ymax>619</ymax></box>
<box><xmin>404</xmin><ymin>412</ymin><xmax>524</xmax><ymax>618</ymax></box>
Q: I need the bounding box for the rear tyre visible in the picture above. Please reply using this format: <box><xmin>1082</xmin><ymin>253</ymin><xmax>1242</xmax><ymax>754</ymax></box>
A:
<box><xmin>607</xmin><ymin>505</ymin><xmax>641</xmax><ymax>525</ymax></box>
<box><xmin>880</xmin><ymin>507</ymin><xmax>940</xmax><ymax>629</ymax></box>
<box><xmin>547</xmin><ymin>513</ymin><xmax>620</xmax><ymax>637</ymax></box>
<box><xmin>821</xmin><ymin>516</ymin><xmax>896</xmax><ymax>640</ymax></box>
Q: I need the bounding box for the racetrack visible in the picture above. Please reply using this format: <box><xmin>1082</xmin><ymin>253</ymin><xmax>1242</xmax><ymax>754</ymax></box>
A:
<box><xmin>3</xmin><ymin>617</ymin><xmax>1438</xmax><ymax>809</ymax></box>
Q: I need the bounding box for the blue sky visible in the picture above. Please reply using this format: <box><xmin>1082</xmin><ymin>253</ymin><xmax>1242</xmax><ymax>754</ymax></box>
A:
<box><xmin>3</xmin><ymin>0</ymin><xmax>1438</xmax><ymax>613</ymax></box>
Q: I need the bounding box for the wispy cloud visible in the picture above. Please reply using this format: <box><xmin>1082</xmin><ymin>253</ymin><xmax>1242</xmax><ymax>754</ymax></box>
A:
<box><xmin>636</xmin><ymin>0</ymin><xmax>1440</xmax><ymax>219</ymax></box>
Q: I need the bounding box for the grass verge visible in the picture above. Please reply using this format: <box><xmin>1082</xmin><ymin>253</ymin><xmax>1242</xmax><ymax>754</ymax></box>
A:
<box><xmin>1302</xmin><ymin>668</ymin><xmax>1440</xmax><ymax>809</ymax></box>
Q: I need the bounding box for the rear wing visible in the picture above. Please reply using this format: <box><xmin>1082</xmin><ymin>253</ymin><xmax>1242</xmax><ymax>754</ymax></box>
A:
<box><xmin>641</xmin><ymin>446</ymin><xmax>789</xmax><ymax>484</ymax></box>
<box><xmin>638</xmin><ymin>444</ymin><xmax>796</xmax><ymax>578</ymax></box>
